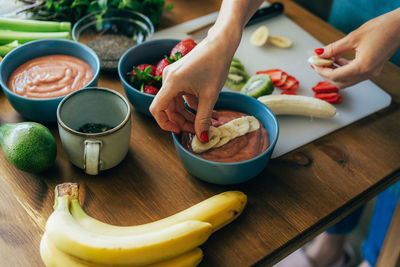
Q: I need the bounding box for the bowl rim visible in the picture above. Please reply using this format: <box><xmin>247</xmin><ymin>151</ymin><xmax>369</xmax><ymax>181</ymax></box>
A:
<box><xmin>171</xmin><ymin>91</ymin><xmax>279</xmax><ymax>166</ymax></box>
<box><xmin>72</xmin><ymin>8</ymin><xmax>155</xmax><ymax>42</ymax></box>
<box><xmin>118</xmin><ymin>38</ymin><xmax>182</xmax><ymax>99</ymax></box>
<box><xmin>57</xmin><ymin>87</ymin><xmax>131</xmax><ymax>137</ymax></box>
<box><xmin>0</xmin><ymin>38</ymin><xmax>100</xmax><ymax>102</ymax></box>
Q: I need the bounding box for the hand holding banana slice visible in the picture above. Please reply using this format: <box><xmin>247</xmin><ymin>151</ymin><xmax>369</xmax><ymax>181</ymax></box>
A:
<box><xmin>191</xmin><ymin>116</ymin><xmax>260</xmax><ymax>153</ymax></box>
<box><xmin>308</xmin><ymin>55</ymin><xmax>334</xmax><ymax>67</ymax></box>
<box><xmin>41</xmin><ymin>183</ymin><xmax>247</xmax><ymax>267</ymax></box>
<box><xmin>250</xmin><ymin>25</ymin><xmax>292</xmax><ymax>48</ymax></box>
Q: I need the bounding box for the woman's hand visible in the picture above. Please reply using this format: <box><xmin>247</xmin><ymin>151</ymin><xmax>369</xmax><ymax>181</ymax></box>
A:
<box><xmin>312</xmin><ymin>8</ymin><xmax>400</xmax><ymax>88</ymax></box>
<box><xmin>149</xmin><ymin>37</ymin><xmax>235</xmax><ymax>141</ymax></box>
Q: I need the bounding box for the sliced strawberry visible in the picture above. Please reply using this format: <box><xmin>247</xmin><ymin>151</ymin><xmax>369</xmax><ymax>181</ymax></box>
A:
<box><xmin>312</xmin><ymin>81</ymin><xmax>339</xmax><ymax>93</ymax></box>
<box><xmin>281</xmin><ymin>75</ymin><xmax>299</xmax><ymax>90</ymax></box>
<box><xmin>288</xmin><ymin>81</ymin><xmax>299</xmax><ymax>90</ymax></box>
<box><xmin>281</xmin><ymin>91</ymin><xmax>297</xmax><ymax>95</ymax></box>
<box><xmin>331</xmin><ymin>95</ymin><xmax>343</xmax><ymax>104</ymax></box>
<box><xmin>314</xmin><ymin>92</ymin><xmax>340</xmax><ymax>103</ymax></box>
<box><xmin>143</xmin><ymin>85</ymin><xmax>159</xmax><ymax>95</ymax></box>
<box><xmin>155</xmin><ymin>58</ymin><xmax>170</xmax><ymax>77</ymax></box>
<box><xmin>275</xmin><ymin>72</ymin><xmax>288</xmax><ymax>87</ymax></box>
<box><xmin>170</xmin><ymin>39</ymin><xmax>197</xmax><ymax>59</ymax></box>
<box><xmin>256</xmin><ymin>69</ymin><xmax>283</xmax><ymax>84</ymax></box>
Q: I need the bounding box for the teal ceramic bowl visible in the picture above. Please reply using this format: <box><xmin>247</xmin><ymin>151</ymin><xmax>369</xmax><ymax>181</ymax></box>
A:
<box><xmin>0</xmin><ymin>39</ymin><xmax>100</xmax><ymax>122</ymax></box>
<box><xmin>172</xmin><ymin>91</ymin><xmax>279</xmax><ymax>185</ymax></box>
<box><xmin>118</xmin><ymin>38</ymin><xmax>180</xmax><ymax>116</ymax></box>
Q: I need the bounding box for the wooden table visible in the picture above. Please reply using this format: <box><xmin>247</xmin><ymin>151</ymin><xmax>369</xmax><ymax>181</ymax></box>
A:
<box><xmin>1</xmin><ymin>0</ymin><xmax>400</xmax><ymax>266</ymax></box>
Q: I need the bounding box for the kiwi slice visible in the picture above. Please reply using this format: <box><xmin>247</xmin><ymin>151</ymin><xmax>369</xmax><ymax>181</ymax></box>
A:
<box><xmin>240</xmin><ymin>74</ymin><xmax>274</xmax><ymax>98</ymax></box>
<box><xmin>225</xmin><ymin>71</ymin><xmax>249</xmax><ymax>91</ymax></box>
<box><xmin>232</xmin><ymin>58</ymin><xmax>242</xmax><ymax>64</ymax></box>
<box><xmin>230</xmin><ymin>61</ymin><xmax>245</xmax><ymax>71</ymax></box>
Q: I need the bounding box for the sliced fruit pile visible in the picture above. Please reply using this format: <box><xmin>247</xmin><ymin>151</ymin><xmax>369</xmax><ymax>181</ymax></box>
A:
<box><xmin>41</xmin><ymin>183</ymin><xmax>247</xmax><ymax>267</ymax></box>
<box><xmin>312</xmin><ymin>81</ymin><xmax>342</xmax><ymax>104</ymax></box>
<box><xmin>225</xmin><ymin>58</ymin><xmax>250</xmax><ymax>91</ymax></box>
<box><xmin>250</xmin><ymin>25</ymin><xmax>292</xmax><ymax>48</ymax></box>
<box><xmin>256</xmin><ymin>69</ymin><xmax>299</xmax><ymax>94</ymax></box>
<box><xmin>126</xmin><ymin>39</ymin><xmax>197</xmax><ymax>95</ymax></box>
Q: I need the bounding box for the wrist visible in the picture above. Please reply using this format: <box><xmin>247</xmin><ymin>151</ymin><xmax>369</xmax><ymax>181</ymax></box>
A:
<box><xmin>206</xmin><ymin>22</ymin><xmax>242</xmax><ymax>57</ymax></box>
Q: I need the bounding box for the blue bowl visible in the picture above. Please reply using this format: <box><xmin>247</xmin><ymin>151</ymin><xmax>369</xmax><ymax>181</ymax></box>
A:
<box><xmin>118</xmin><ymin>38</ymin><xmax>180</xmax><ymax>116</ymax></box>
<box><xmin>0</xmin><ymin>39</ymin><xmax>100</xmax><ymax>122</ymax></box>
<box><xmin>172</xmin><ymin>91</ymin><xmax>279</xmax><ymax>185</ymax></box>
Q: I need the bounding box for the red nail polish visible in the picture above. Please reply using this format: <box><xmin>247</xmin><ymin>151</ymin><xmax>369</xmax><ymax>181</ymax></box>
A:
<box><xmin>200</xmin><ymin>131</ymin><xmax>209</xmax><ymax>143</ymax></box>
<box><xmin>173</xmin><ymin>131</ymin><xmax>179</xmax><ymax>135</ymax></box>
<box><xmin>310</xmin><ymin>64</ymin><xmax>314</xmax><ymax>69</ymax></box>
<box><xmin>315</xmin><ymin>48</ymin><xmax>324</xmax><ymax>55</ymax></box>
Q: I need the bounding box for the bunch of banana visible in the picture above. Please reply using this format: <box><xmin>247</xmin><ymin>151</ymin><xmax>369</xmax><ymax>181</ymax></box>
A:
<box><xmin>40</xmin><ymin>183</ymin><xmax>247</xmax><ymax>267</ymax></box>
<box><xmin>191</xmin><ymin>116</ymin><xmax>260</xmax><ymax>153</ymax></box>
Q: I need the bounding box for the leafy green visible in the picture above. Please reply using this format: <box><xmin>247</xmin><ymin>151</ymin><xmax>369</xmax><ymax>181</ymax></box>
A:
<box><xmin>19</xmin><ymin>0</ymin><xmax>172</xmax><ymax>25</ymax></box>
<box><xmin>127</xmin><ymin>66</ymin><xmax>161</xmax><ymax>92</ymax></box>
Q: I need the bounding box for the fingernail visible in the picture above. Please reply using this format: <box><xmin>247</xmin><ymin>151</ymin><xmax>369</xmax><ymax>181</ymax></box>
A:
<box><xmin>310</xmin><ymin>64</ymin><xmax>314</xmax><ymax>69</ymax></box>
<box><xmin>200</xmin><ymin>131</ymin><xmax>209</xmax><ymax>143</ymax></box>
<box><xmin>315</xmin><ymin>48</ymin><xmax>324</xmax><ymax>55</ymax></box>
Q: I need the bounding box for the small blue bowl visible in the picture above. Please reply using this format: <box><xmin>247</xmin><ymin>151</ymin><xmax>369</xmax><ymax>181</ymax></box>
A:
<box><xmin>118</xmin><ymin>38</ymin><xmax>180</xmax><ymax>116</ymax></box>
<box><xmin>172</xmin><ymin>91</ymin><xmax>279</xmax><ymax>185</ymax></box>
<box><xmin>0</xmin><ymin>39</ymin><xmax>100</xmax><ymax>122</ymax></box>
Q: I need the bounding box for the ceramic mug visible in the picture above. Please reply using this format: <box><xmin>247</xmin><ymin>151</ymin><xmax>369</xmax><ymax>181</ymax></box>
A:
<box><xmin>57</xmin><ymin>87</ymin><xmax>131</xmax><ymax>175</ymax></box>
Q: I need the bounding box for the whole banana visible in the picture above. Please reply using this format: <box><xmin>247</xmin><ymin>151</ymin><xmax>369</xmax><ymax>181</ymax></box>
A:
<box><xmin>41</xmin><ymin>183</ymin><xmax>247</xmax><ymax>266</ymax></box>
<box><xmin>70</xmin><ymin>186</ymin><xmax>247</xmax><ymax>235</ymax></box>
<box><xmin>41</xmin><ymin>232</ymin><xmax>204</xmax><ymax>267</ymax></box>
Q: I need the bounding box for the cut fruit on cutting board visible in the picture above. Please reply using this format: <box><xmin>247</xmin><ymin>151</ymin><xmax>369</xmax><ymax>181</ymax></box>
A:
<box><xmin>153</xmin><ymin>3</ymin><xmax>391</xmax><ymax>158</ymax></box>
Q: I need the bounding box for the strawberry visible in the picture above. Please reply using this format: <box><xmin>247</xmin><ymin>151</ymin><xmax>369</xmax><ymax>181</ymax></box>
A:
<box><xmin>275</xmin><ymin>72</ymin><xmax>288</xmax><ymax>87</ymax></box>
<box><xmin>155</xmin><ymin>58</ymin><xmax>170</xmax><ymax>77</ymax></box>
<box><xmin>312</xmin><ymin>81</ymin><xmax>339</xmax><ymax>93</ymax></box>
<box><xmin>281</xmin><ymin>75</ymin><xmax>299</xmax><ymax>90</ymax></box>
<box><xmin>143</xmin><ymin>85</ymin><xmax>159</xmax><ymax>95</ymax></box>
<box><xmin>170</xmin><ymin>39</ymin><xmax>197</xmax><ymax>59</ymax></box>
<box><xmin>331</xmin><ymin>95</ymin><xmax>343</xmax><ymax>104</ymax></box>
<box><xmin>134</xmin><ymin>64</ymin><xmax>156</xmax><ymax>75</ymax></box>
<box><xmin>256</xmin><ymin>69</ymin><xmax>283</xmax><ymax>84</ymax></box>
<box><xmin>314</xmin><ymin>92</ymin><xmax>341</xmax><ymax>103</ymax></box>
<box><xmin>281</xmin><ymin>91</ymin><xmax>297</xmax><ymax>95</ymax></box>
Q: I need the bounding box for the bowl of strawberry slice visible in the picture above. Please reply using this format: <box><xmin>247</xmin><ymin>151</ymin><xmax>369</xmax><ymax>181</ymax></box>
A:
<box><xmin>118</xmin><ymin>38</ymin><xmax>197</xmax><ymax>116</ymax></box>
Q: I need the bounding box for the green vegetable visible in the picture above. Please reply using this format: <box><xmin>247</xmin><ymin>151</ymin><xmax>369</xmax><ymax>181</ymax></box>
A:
<box><xmin>0</xmin><ymin>17</ymin><xmax>71</xmax><ymax>32</ymax></box>
<box><xmin>20</xmin><ymin>0</ymin><xmax>173</xmax><ymax>26</ymax></box>
<box><xmin>0</xmin><ymin>30</ymin><xmax>70</xmax><ymax>45</ymax></box>
<box><xmin>0</xmin><ymin>40</ymin><xmax>19</xmax><ymax>57</ymax></box>
<box><xmin>0</xmin><ymin>122</ymin><xmax>57</xmax><ymax>173</ymax></box>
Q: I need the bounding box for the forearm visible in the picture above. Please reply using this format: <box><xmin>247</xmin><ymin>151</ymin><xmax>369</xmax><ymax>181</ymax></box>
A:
<box><xmin>206</xmin><ymin>0</ymin><xmax>264</xmax><ymax>56</ymax></box>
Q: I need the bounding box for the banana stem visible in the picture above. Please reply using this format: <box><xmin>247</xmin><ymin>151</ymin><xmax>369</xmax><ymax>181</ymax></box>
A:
<box><xmin>54</xmin><ymin>183</ymin><xmax>79</xmax><ymax>209</ymax></box>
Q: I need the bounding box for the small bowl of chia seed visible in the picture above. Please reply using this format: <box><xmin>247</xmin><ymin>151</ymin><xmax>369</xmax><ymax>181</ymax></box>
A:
<box><xmin>72</xmin><ymin>9</ymin><xmax>154</xmax><ymax>71</ymax></box>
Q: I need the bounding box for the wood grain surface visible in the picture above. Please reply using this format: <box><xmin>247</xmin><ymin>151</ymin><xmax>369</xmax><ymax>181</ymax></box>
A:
<box><xmin>1</xmin><ymin>1</ymin><xmax>400</xmax><ymax>266</ymax></box>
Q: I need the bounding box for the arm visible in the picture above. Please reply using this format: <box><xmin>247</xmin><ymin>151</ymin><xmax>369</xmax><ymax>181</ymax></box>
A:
<box><xmin>150</xmin><ymin>0</ymin><xmax>264</xmax><ymax>142</ymax></box>
<box><xmin>312</xmin><ymin>8</ymin><xmax>400</xmax><ymax>88</ymax></box>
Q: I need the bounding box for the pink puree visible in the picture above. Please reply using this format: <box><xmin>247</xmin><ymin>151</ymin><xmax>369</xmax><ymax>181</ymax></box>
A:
<box><xmin>9</xmin><ymin>55</ymin><xmax>93</xmax><ymax>99</ymax></box>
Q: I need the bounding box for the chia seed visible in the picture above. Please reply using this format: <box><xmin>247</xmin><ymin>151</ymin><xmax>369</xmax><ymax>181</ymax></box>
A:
<box><xmin>88</xmin><ymin>34</ymin><xmax>136</xmax><ymax>70</ymax></box>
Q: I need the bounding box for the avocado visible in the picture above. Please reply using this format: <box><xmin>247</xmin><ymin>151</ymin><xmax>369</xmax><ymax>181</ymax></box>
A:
<box><xmin>0</xmin><ymin>122</ymin><xmax>57</xmax><ymax>173</ymax></box>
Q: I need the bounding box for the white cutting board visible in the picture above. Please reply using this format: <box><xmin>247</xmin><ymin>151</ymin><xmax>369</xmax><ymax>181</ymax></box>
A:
<box><xmin>153</xmin><ymin>7</ymin><xmax>392</xmax><ymax>158</ymax></box>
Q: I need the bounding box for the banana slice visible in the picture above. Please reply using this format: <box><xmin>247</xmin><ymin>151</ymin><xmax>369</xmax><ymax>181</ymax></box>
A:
<box><xmin>191</xmin><ymin>126</ymin><xmax>221</xmax><ymax>153</ymax></box>
<box><xmin>220</xmin><ymin>123</ymin><xmax>239</xmax><ymax>139</ymax></box>
<box><xmin>245</xmin><ymin>116</ymin><xmax>260</xmax><ymax>132</ymax></box>
<box><xmin>228</xmin><ymin>117</ymin><xmax>250</xmax><ymax>136</ymax></box>
<box><xmin>268</xmin><ymin>35</ymin><xmax>292</xmax><ymax>48</ymax></box>
<box><xmin>308</xmin><ymin>55</ymin><xmax>334</xmax><ymax>67</ymax></box>
<box><xmin>250</xmin><ymin>26</ymin><xmax>269</xmax><ymax>46</ymax></box>
<box><xmin>214</xmin><ymin>127</ymin><xmax>232</xmax><ymax>148</ymax></box>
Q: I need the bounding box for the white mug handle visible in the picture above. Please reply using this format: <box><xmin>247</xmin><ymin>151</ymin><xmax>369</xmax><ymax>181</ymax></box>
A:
<box><xmin>84</xmin><ymin>140</ymin><xmax>101</xmax><ymax>175</ymax></box>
